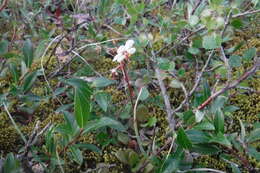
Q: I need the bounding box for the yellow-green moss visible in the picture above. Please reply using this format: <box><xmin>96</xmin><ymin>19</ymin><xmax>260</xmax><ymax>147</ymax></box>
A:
<box><xmin>195</xmin><ymin>155</ymin><xmax>228</xmax><ymax>171</ymax></box>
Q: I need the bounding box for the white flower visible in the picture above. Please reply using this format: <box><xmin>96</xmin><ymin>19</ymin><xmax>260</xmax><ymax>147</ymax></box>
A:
<box><xmin>125</xmin><ymin>40</ymin><xmax>135</xmax><ymax>49</ymax></box>
<box><xmin>113</xmin><ymin>39</ymin><xmax>136</xmax><ymax>63</ymax></box>
<box><xmin>113</xmin><ymin>54</ymin><xmax>125</xmax><ymax>63</ymax></box>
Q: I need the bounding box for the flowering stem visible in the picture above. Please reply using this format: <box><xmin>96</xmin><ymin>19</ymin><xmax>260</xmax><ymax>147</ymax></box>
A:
<box><xmin>120</xmin><ymin>62</ymin><xmax>134</xmax><ymax>108</ymax></box>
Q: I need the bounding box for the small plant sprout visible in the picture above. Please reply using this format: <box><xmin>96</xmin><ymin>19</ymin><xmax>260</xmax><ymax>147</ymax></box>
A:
<box><xmin>111</xmin><ymin>39</ymin><xmax>136</xmax><ymax>106</ymax></box>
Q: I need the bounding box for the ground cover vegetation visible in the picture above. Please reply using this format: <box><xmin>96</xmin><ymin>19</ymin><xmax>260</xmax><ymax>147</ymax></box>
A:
<box><xmin>0</xmin><ymin>0</ymin><xmax>259</xmax><ymax>172</ymax></box>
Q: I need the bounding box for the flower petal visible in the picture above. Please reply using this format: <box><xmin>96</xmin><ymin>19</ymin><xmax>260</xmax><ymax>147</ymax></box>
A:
<box><xmin>113</xmin><ymin>54</ymin><xmax>125</xmax><ymax>62</ymax></box>
<box><xmin>125</xmin><ymin>39</ymin><xmax>134</xmax><ymax>49</ymax></box>
<box><xmin>117</xmin><ymin>54</ymin><xmax>126</xmax><ymax>62</ymax></box>
<box><xmin>127</xmin><ymin>48</ymin><xmax>136</xmax><ymax>55</ymax></box>
<box><xmin>117</xmin><ymin>46</ymin><xmax>125</xmax><ymax>54</ymax></box>
<box><xmin>113</xmin><ymin>54</ymin><xmax>120</xmax><ymax>62</ymax></box>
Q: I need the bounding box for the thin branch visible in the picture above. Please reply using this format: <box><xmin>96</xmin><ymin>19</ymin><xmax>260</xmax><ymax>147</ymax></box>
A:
<box><xmin>3</xmin><ymin>103</ymin><xmax>27</xmax><ymax>144</ymax></box>
<box><xmin>40</xmin><ymin>35</ymin><xmax>64</xmax><ymax>106</ymax></box>
<box><xmin>232</xmin><ymin>9</ymin><xmax>260</xmax><ymax>18</ymax></box>
<box><xmin>178</xmin><ymin>168</ymin><xmax>226</xmax><ymax>173</ymax></box>
<box><xmin>133</xmin><ymin>87</ymin><xmax>145</xmax><ymax>154</ymax></box>
<box><xmin>197</xmin><ymin>57</ymin><xmax>260</xmax><ymax>110</ymax></box>
<box><xmin>156</xmin><ymin>26</ymin><xmax>205</xmax><ymax>55</ymax></box>
<box><xmin>0</xmin><ymin>0</ymin><xmax>8</xmax><ymax>12</ymax></box>
<box><xmin>71</xmin><ymin>50</ymin><xmax>103</xmax><ymax>77</ymax></box>
<box><xmin>173</xmin><ymin>82</ymin><xmax>189</xmax><ymax>113</ymax></box>
<box><xmin>205</xmin><ymin>64</ymin><xmax>222</xmax><ymax>72</ymax></box>
<box><xmin>236</xmin><ymin>86</ymin><xmax>259</xmax><ymax>94</ymax></box>
<box><xmin>77</xmin><ymin>38</ymin><xmax>126</xmax><ymax>51</ymax></box>
<box><xmin>155</xmin><ymin>68</ymin><xmax>175</xmax><ymax>131</ymax></box>
<box><xmin>220</xmin><ymin>46</ymin><xmax>232</xmax><ymax>82</ymax></box>
<box><xmin>189</xmin><ymin>51</ymin><xmax>214</xmax><ymax>97</ymax></box>
<box><xmin>191</xmin><ymin>0</ymin><xmax>203</xmax><ymax>15</ymax></box>
<box><xmin>102</xmin><ymin>24</ymin><xmax>123</xmax><ymax>36</ymax></box>
<box><xmin>221</xmin><ymin>10</ymin><xmax>232</xmax><ymax>38</ymax></box>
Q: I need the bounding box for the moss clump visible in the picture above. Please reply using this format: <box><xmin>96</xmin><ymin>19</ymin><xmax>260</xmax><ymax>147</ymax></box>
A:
<box><xmin>0</xmin><ymin>109</ymin><xmax>63</xmax><ymax>154</ymax></box>
<box><xmin>228</xmin><ymin>93</ymin><xmax>260</xmax><ymax>132</ymax></box>
<box><xmin>195</xmin><ymin>155</ymin><xmax>228</xmax><ymax>171</ymax></box>
<box><xmin>93</xmin><ymin>57</ymin><xmax>117</xmax><ymax>75</ymax></box>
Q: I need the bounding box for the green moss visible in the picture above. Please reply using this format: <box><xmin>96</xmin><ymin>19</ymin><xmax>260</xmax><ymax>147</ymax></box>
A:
<box><xmin>228</xmin><ymin>93</ymin><xmax>260</xmax><ymax>132</ymax></box>
<box><xmin>195</xmin><ymin>155</ymin><xmax>228</xmax><ymax>171</ymax></box>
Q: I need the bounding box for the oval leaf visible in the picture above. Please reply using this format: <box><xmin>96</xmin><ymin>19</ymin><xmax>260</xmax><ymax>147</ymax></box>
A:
<box><xmin>176</xmin><ymin>127</ymin><xmax>192</xmax><ymax>149</ymax></box>
<box><xmin>22</xmin><ymin>39</ymin><xmax>34</xmax><ymax>68</ymax></box>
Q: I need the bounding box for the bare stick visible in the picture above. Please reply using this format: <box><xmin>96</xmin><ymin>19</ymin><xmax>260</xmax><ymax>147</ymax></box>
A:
<box><xmin>0</xmin><ymin>0</ymin><xmax>8</xmax><ymax>12</ymax></box>
<box><xmin>191</xmin><ymin>0</ymin><xmax>203</xmax><ymax>15</ymax></box>
<box><xmin>133</xmin><ymin>87</ymin><xmax>145</xmax><ymax>154</ymax></box>
<box><xmin>189</xmin><ymin>51</ymin><xmax>214</xmax><ymax>97</ymax></box>
<box><xmin>155</xmin><ymin>68</ymin><xmax>175</xmax><ymax>130</ymax></box>
<box><xmin>232</xmin><ymin>9</ymin><xmax>260</xmax><ymax>18</ymax></box>
<box><xmin>102</xmin><ymin>24</ymin><xmax>123</xmax><ymax>36</ymax></box>
<box><xmin>3</xmin><ymin>103</ymin><xmax>27</xmax><ymax>144</ymax></box>
<box><xmin>220</xmin><ymin>46</ymin><xmax>232</xmax><ymax>82</ymax></box>
<box><xmin>177</xmin><ymin>168</ymin><xmax>226</xmax><ymax>173</ymax></box>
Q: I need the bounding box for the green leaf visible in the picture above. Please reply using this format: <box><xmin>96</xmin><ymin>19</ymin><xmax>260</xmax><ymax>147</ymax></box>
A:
<box><xmin>243</xmin><ymin>48</ymin><xmax>256</xmax><ymax>61</ymax></box>
<box><xmin>65</xmin><ymin>78</ymin><xmax>92</xmax><ymax>128</ymax></box>
<box><xmin>74</xmin><ymin>87</ymin><xmax>91</xmax><ymax>128</ymax></box>
<box><xmin>248</xmin><ymin>147</ymin><xmax>260</xmax><ymax>161</ymax></box>
<box><xmin>92</xmin><ymin>77</ymin><xmax>115</xmax><ymax>88</ymax></box>
<box><xmin>115</xmin><ymin>150</ymin><xmax>129</xmax><ymax>164</ymax></box>
<box><xmin>214</xmin><ymin>109</ymin><xmax>224</xmax><ymax>134</ymax></box>
<box><xmin>195</xmin><ymin>109</ymin><xmax>205</xmax><ymax>123</ymax></box>
<box><xmin>141</xmin><ymin>117</ymin><xmax>157</xmax><ymax>127</ymax></box>
<box><xmin>211</xmin><ymin>96</ymin><xmax>227</xmax><ymax>113</ymax></box>
<box><xmin>35</xmin><ymin>39</ymin><xmax>48</xmax><ymax>59</ymax></box>
<box><xmin>74</xmin><ymin>143</ymin><xmax>101</xmax><ymax>154</ymax></box>
<box><xmin>210</xmin><ymin>133</ymin><xmax>231</xmax><ymax>147</ymax></box>
<box><xmin>3</xmin><ymin>153</ymin><xmax>21</xmax><ymax>173</ymax></box>
<box><xmin>186</xmin><ymin>130</ymin><xmax>211</xmax><ymax>144</ymax></box>
<box><xmin>22</xmin><ymin>71</ymin><xmax>38</xmax><ymax>93</ymax></box>
<box><xmin>0</xmin><ymin>39</ymin><xmax>8</xmax><ymax>55</ymax></box>
<box><xmin>68</xmin><ymin>146</ymin><xmax>83</xmax><ymax>165</ymax></box>
<box><xmin>189</xmin><ymin>15</ymin><xmax>199</xmax><ymax>26</ymax></box>
<box><xmin>161</xmin><ymin>147</ymin><xmax>184</xmax><ymax>173</ymax></box>
<box><xmin>230</xmin><ymin>162</ymin><xmax>241</xmax><ymax>173</ymax></box>
<box><xmin>191</xmin><ymin>144</ymin><xmax>220</xmax><ymax>155</ymax></box>
<box><xmin>22</xmin><ymin>39</ymin><xmax>34</xmax><ymax>68</ymax></box>
<box><xmin>83</xmin><ymin>117</ymin><xmax>125</xmax><ymax>134</ymax></box>
<box><xmin>9</xmin><ymin>63</ymin><xmax>20</xmax><ymax>83</ymax></box>
<box><xmin>203</xmin><ymin>80</ymin><xmax>211</xmax><ymax>101</ymax></box>
<box><xmin>139</xmin><ymin>87</ymin><xmax>150</xmax><ymax>101</ymax></box>
<box><xmin>117</xmin><ymin>132</ymin><xmax>130</xmax><ymax>145</ymax></box>
<box><xmin>247</xmin><ymin>128</ymin><xmax>260</xmax><ymax>143</ymax></box>
<box><xmin>202</xmin><ymin>34</ymin><xmax>222</xmax><ymax>49</ymax></box>
<box><xmin>136</xmin><ymin>105</ymin><xmax>149</xmax><ymax>123</ymax></box>
<box><xmin>176</xmin><ymin>127</ymin><xmax>192</xmax><ymax>149</ymax></box>
<box><xmin>157</xmin><ymin>58</ymin><xmax>175</xmax><ymax>71</ymax></box>
<box><xmin>95</xmin><ymin>92</ymin><xmax>110</xmax><ymax>112</ymax></box>
<box><xmin>231</xmin><ymin>19</ymin><xmax>243</xmax><ymax>29</ymax></box>
<box><xmin>63</xmin><ymin>111</ymin><xmax>79</xmax><ymax>135</ymax></box>
<box><xmin>229</xmin><ymin>55</ymin><xmax>242</xmax><ymax>68</ymax></box>
<box><xmin>194</xmin><ymin>122</ymin><xmax>215</xmax><ymax>130</ymax></box>
<box><xmin>188</xmin><ymin>47</ymin><xmax>200</xmax><ymax>55</ymax></box>
<box><xmin>169</xmin><ymin>79</ymin><xmax>182</xmax><ymax>88</ymax></box>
